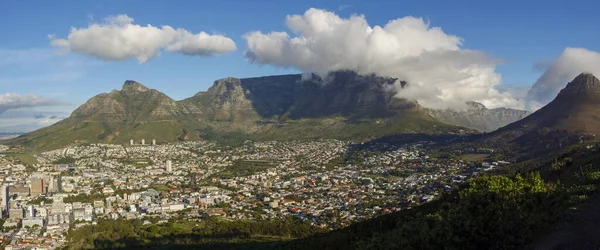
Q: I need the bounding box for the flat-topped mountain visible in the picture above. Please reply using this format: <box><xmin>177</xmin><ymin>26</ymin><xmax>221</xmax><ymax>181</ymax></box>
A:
<box><xmin>181</xmin><ymin>71</ymin><xmax>417</xmax><ymax>122</ymax></box>
<box><xmin>179</xmin><ymin>71</ymin><xmax>462</xmax><ymax>141</ymax></box>
<box><xmin>12</xmin><ymin>71</ymin><xmax>469</xmax><ymax>150</ymax></box>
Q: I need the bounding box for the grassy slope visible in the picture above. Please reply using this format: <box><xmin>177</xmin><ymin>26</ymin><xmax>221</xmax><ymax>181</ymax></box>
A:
<box><xmin>7</xmin><ymin>107</ymin><xmax>467</xmax><ymax>151</ymax></box>
<box><xmin>255</xmin><ymin>112</ymin><xmax>462</xmax><ymax>141</ymax></box>
<box><xmin>9</xmin><ymin>119</ymin><xmax>203</xmax><ymax>151</ymax></box>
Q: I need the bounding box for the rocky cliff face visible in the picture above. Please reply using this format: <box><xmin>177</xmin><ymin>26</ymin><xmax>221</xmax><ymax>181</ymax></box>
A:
<box><xmin>16</xmin><ymin>72</ymin><xmax>469</xmax><ymax>150</ymax></box>
<box><xmin>72</xmin><ymin>81</ymin><xmax>187</xmax><ymax>123</ymax></box>
<box><xmin>182</xmin><ymin>70</ymin><xmax>415</xmax><ymax>122</ymax></box>
<box><xmin>554</xmin><ymin>73</ymin><xmax>600</xmax><ymax>98</ymax></box>
<box><xmin>425</xmin><ymin>102</ymin><xmax>530</xmax><ymax>132</ymax></box>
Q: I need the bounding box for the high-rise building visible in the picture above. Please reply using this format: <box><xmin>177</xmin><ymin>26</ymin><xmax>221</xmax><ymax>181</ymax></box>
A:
<box><xmin>1</xmin><ymin>185</ymin><xmax>8</xmax><ymax>211</ymax></box>
<box><xmin>130</xmin><ymin>139</ymin><xmax>134</xmax><ymax>145</ymax></box>
<box><xmin>31</xmin><ymin>179</ymin><xmax>45</xmax><ymax>195</ymax></box>
<box><xmin>152</xmin><ymin>139</ymin><xmax>156</xmax><ymax>146</ymax></box>
<box><xmin>166</xmin><ymin>160</ymin><xmax>172</xmax><ymax>172</ymax></box>
<box><xmin>191</xmin><ymin>175</ymin><xmax>197</xmax><ymax>192</ymax></box>
<box><xmin>141</xmin><ymin>139</ymin><xmax>145</xmax><ymax>145</ymax></box>
<box><xmin>47</xmin><ymin>176</ymin><xmax>57</xmax><ymax>193</ymax></box>
<box><xmin>57</xmin><ymin>175</ymin><xmax>63</xmax><ymax>193</ymax></box>
<box><xmin>27</xmin><ymin>205</ymin><xmax>34</xmax><ymax>218</ymax></box>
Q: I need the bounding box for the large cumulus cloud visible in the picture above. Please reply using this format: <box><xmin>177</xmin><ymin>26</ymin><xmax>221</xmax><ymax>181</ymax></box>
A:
<box><xmin>243</xmin><ymin>8</ymin><xmax>522</xmax><ymax>110</ymax></box>
<box><xmin>526</xmin><ymin>47</ymin><xmax>600</xmax><ymax>110</ymax></box>
<box><xmin>50</xmin><ymin>15</ymin><xmax>237</xmax><ymax>62</ymax></box>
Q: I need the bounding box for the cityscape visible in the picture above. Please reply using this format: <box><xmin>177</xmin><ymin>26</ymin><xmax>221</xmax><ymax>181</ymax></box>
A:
<box><xmin>0</xmin><ymin>138</ymin><xmax>507</xmax><ymax>249</ymax></box>
<box><xmin>2</xmin><ymin>0</ymin><xmax>600</xmax><ymax>249</ymax></box>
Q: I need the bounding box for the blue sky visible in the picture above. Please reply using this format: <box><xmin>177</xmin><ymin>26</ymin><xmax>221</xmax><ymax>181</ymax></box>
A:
<box><xmin>1</xmin><ymin>0</ymin><xmax>600</xmax><ymax>132</ymax></box>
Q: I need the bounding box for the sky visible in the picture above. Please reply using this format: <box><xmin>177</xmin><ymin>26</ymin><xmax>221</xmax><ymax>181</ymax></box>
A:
<box><xmin>2</xmin><ymin>0</ymin><xmax>600</xmax><ymax>133</ymax></box>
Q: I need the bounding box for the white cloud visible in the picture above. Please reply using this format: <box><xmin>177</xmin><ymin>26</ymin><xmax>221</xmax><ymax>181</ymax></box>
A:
<box><xmin>50</xmin><ymin>14</ymin><xmax>237</xmax><ymax>62</ymax></box>
<box><xmin>0</xmin><ymin>93</ymin><xmax>60</xmax><ymax>114</ymax></box>
<box><xmin>526</xmin><ymin>47</ymin><xmax>600</xmax><ymax>109</ymax></box>
<box><xmin>166</xmin><ymin>31</ymin><xmax>237</xmax><ymax>56</ymax></box>
<box><xmin>243</xmin><ymin>8</ymin><xmax>523</xmax><ymax>110</ymax></box>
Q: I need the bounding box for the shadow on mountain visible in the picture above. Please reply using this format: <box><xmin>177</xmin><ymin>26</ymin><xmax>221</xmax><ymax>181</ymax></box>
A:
<box><xmin>345</xmin><ymin>133</ymin><xmax>472</xmax><ymax>153</ymax></box>
<box><xmin>228</xmin><ymin>70</ymin><xmax>406</xmax><ymax>121</ymax></box>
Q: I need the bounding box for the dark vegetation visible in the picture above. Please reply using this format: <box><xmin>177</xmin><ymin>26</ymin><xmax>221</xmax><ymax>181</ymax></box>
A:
<box><xmin>64</xmin><ymin>217</ymin><xmax>325</xmax><ymax>249</ymax></box>
<box><xmin>63</xmin><ymin>193</ymin><xmax>106</xmax><ymax>204</ymax></box>
<box><xmin>199</xmin><ymin>130</ymin><xmax>253</xmax><ymax>147</ymax></box>
<box><xmin>280</xmin><ymin>143</ymin><xmax>600</xmax><ymax>249</ymax></box>
<box><xmin>28</xmin><ymin>196</ymin><xmax>53</xmax><ymax>205</ymax></box>
<box><xmin>53</xmin><ymin>156</ymin><xmax>76</xmax><ymax>164</ymax></box>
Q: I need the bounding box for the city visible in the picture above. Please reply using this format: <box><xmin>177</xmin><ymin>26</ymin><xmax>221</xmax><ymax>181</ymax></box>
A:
<box><xmin>0</xmin><ymin>139</ymin><xmax>504</xmax><ymax>249</ymax></box>
<box><xmin>2</xmin><ymin>1</ymin><xmax>600</xmax><ymax>248</ymax></box>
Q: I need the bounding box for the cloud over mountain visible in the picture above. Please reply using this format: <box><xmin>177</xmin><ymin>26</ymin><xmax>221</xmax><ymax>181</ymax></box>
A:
<box><xmin>0</xmin><ymin>93</ymin><xmax>60</xmax><ymax>114</ymax></box>
<box><xmin>50</xmin><ymin>15</ymin><xmax>237</xmax><ymax>62</ymax></box>
<box><xmin>526</xmin><ymin>47</ymin><xmax>600</xmax><ymax>110</ymax></box>
<box><xmin>243</xmin><ymin>8</ymin><xmax>522</xmax><ymax>110</ymax></box>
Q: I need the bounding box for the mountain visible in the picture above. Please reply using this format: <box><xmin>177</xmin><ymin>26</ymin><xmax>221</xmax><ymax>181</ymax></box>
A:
<box><xmin>179</xmin><ymin>71</ymin><xmax>466</xmax><ymax>141</ymax></box>
<box><xmin>10</xmin><ymin>81</ymin><xmax>203</xmax><ymax>149</ymax></box>
<box><xmin>425</xmin><ymin>101</ymin><xmax>530</xmax><ymax>132</ymax></box>
<box><xmin>11</xmin><ymin>72</ymin><xmax>469</xmax><ymax>150</ymax></box>
<box><xmin>483</xmin><ymin>73</ymin><xmax>600</xmax><ymax>155</ymax></box>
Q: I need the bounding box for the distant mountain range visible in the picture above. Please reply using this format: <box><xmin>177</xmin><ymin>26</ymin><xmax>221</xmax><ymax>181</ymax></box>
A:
<box><xmin>9</xmin><ymin>71</ymin><xmax>597</xmax><ymax>151</ymax></box>
<box><xmin>425</xmin><ymin>101</ymin><xmax>530</xmax><ymax>132</ymax></box>
<box><xmin>11</xmin><ymin>71</ymin><xmax>476</xmax><ymax>150</ymax></box>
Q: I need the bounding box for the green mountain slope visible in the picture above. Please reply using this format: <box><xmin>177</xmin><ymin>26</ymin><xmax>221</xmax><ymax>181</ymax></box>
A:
<box><xmin>179</xmin><ymin>71</ymin><xmax>466</xmax><ymax>140</ymax></box>
<box><xmin>11</xmin><ymin>72</ymin><xmax>469</xmax><ymax>150</ymax></box>
<box><xmin>11</xmin><ymin>81</ymin><xmax>204</xmax><ymax>149</ymax></box>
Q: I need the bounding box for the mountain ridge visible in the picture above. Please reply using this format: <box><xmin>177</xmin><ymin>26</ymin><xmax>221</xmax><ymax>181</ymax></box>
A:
<box><xmin>425</xmin><ymin>101</ymin><xmax>530</xmax><ymax>132</ymax></box>
<box><xmin>9</xmin><ymin>71</ymin><xmax>478</xmax><ymax>150</ymax></box>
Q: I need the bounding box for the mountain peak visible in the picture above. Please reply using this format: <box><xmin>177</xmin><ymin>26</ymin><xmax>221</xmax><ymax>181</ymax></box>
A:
<box><xmin>465</xmin><ymin>101</ymin><xmax>486</xmax><ymax>109</ymax></box>
<box><xmin>491</xmin><ymin>72</ymin><xmax>600</xmax><ymax>141</ymax></box>
<box><xmin>570</xmin><ymin>73</ymin><xmax>600</xmax><ymax>86</ymax></box>
<box><xmin>208</xmin><ymin>77</ymin><xmax>243</xmax><ymax>95</ymax></box>
<box><xmin>557</xmin><ymin>73</ymin><xmax>600</xmax><ymax>98</ymax></box>
<box><xmin>122</xmin><ymin>80</ymin><xmax>149</xmax><ymax>93</ymax></box>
